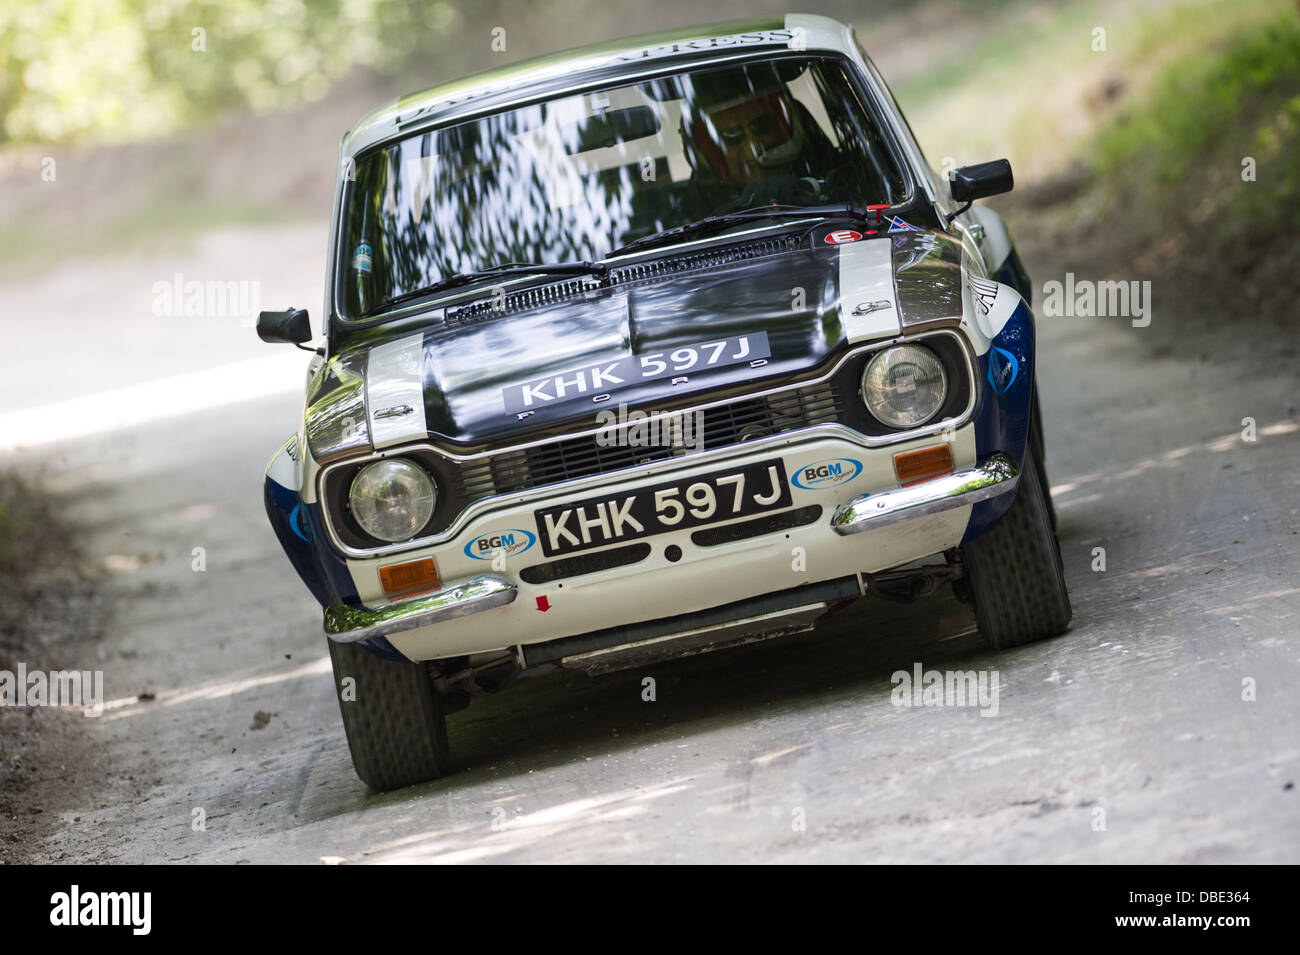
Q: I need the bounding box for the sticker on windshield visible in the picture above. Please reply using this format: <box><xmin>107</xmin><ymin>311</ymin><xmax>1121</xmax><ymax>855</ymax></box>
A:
<box><xmin>352</xmin><ymin>243</ymin><xmax>373</xmax><ymax>273</ymax></box>
<box><xmin>888</xmin><ymin>217</ymin><xmax>921</xmax><ymax>233</ymax></box>
<box><xmin>503</xmin><ymin>332</ymin><xmax>771</xmax><ymax>414</ymax></box>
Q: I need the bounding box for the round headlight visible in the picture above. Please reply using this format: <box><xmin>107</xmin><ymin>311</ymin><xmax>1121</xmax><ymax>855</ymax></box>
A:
<box><xmin>861</xmin><ymin>344</ymin><xmax>948</xmax><ymax>429</ymax></box>
<box><xmin>348</xmin><ymin>459</ymin><xmax>436</xmax><ymax>542</ymax></box>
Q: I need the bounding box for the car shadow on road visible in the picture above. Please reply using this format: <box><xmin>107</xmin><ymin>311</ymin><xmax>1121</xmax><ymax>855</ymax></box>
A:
<box><xmin>379</xmin><ymin>589</ymin><xmax>1012</xmax><ymax>797</ymax></box>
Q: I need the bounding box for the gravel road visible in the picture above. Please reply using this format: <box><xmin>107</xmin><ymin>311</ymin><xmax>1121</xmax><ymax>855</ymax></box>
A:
<box><xmin>3</xmin><ymin>220</ymin><xmax>1297</xmax><ymax>864</ymax></box>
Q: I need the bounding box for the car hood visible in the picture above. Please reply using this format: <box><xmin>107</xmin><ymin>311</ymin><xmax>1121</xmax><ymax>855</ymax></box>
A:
<box><xmin>311</xmin><ymin>228</ymin><xmax>966</xmax><ymax>453</ymax></box>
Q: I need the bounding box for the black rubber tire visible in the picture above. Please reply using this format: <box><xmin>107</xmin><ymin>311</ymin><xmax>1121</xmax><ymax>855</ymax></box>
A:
<box><xmin>1029</xmin><ymin>382</ymin><xmax>1057</xmax><ymax>530</ymax></box>
<box><xmin>328</xmin><ymin>638</ymin><xmax>449</xmax><ymax>792</ymax></box>
<box><xmin>963</xmin><ymin>447</ymin><xmax>1072</xmax><ymax>650</ymax></box>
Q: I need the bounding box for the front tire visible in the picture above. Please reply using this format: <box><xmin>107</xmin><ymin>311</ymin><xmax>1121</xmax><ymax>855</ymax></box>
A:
<box><xmin>962</xmin><ymin>447</ymin><xmax>1071</xmax><ymax>650</ymax></box>
<box><xmin>328</xmin><ymin>638</ymin><xmax>449</xmax><ymax>791</ymax></box>
<box><xmin>1029</xmin><ymin>381</ymin><xmax>1057</xmax><ymax>529</ymax></box>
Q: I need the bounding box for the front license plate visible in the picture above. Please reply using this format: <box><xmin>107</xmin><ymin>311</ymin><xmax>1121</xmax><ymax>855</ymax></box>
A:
<box><xmin>534</xmin><ymin>458</ymin><xmax>792</xmax><ymax>557</ymax></box>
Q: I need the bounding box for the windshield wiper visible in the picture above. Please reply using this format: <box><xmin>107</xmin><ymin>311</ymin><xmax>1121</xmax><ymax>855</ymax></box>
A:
<box><xmin>608</xmin><ymin>203</ymin><xmax>865</xmax><ymax>257</ymax></box>
<box><xmin>362</xmin><ymin>203</ymin><xmax>873</xmax><ymax>317</ymax></box>
<box><xmin>367</xmin><ymin>260</ymin><xmax>609</xmax><ymax>316</ymax></box>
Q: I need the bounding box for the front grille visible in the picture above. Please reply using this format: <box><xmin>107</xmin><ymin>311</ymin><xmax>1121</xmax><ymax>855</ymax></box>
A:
<box><xmin>445</xmin><ymin>234</ymin><xmax>802</xmax><ymax>326</ymax></box>
<box><xmin>609</xmin><ymin>234</ymin><xmax>802</xmax><ymax>286</ymax></box>
<box><xmin>458</xmin><ymin>384</ymin><xmax>844</xmax><ymax>501</ymax></box>
<box><xmin>447</xmin><ymin>277</ymin><xmax>599</xmax><ymax>326</ymax></box>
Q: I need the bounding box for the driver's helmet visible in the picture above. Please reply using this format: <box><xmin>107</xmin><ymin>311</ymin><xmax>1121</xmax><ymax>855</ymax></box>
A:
<box><xmin>683</xmin><ymin>67</ymin><xmax>808</xmax><ymax>187</ymax></box>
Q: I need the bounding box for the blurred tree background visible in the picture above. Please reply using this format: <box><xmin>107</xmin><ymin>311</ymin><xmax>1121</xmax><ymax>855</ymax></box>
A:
<box><xmin>0</xmin><ymin>0</ymin><xmax>881</xmax><ymax>146</ymax></box>
<box><xmin>1</xmin><ymin>0</ymin><xmax>465</xmax><ymax>144</ymax></box>
<box><xmin>0</xmin><ymin>0</ymin><xmax>1295</xmax><ymax>301</ymax></box>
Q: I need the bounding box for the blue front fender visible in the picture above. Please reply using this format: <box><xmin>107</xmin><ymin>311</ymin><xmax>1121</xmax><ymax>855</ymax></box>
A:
<box><xmin>263</xmin><ymin>477</ymin><xmax>358</xmax><ymax>609</ymax></box>
<box><xmin>962</xmin><ymin>297</ymin><xmax>1036</xmax><ymax>543</ymax></box>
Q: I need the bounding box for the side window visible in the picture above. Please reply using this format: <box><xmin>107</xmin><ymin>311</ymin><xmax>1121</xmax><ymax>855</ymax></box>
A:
<box><xmin>786</xmin><ymin>68</ymin><xmax>841</xmax><ymax>148</ymax></box>
<box><xmin>961</xmin><ymin>233</ymin><xmax>988</xmax><ymax>279</ymax></box>
<box><xmin>814</xmin><ymin>61</ymin><xmax>905</xmax><ymax>204</ymax></box>
<box><xmin>854</xmin><ymin>37</ymin><xmax>944</xmax><ymax>216</ymax></box>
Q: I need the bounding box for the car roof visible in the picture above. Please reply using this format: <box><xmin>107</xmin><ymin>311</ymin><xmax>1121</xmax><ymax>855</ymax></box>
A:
<box><xmin>342</xmin><ymin>13</ymin><xmax>856</xmax><ymax>158</ymax></box>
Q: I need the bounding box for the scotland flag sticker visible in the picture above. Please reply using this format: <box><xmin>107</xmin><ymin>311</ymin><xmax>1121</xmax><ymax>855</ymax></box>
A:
<box><xmin>888</xmin><ymin>217</ymin><xmax>921</xmax><ymax>232</ymax></box>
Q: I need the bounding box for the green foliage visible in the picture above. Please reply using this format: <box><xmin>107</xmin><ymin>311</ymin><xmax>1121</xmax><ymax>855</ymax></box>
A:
<box><xmin>1094</xmin><ymin>12</ymin><xmax>1300</xmax><ymax>230</ymax></box>
<box><xmin>0</xmin><ymin>0</ymin><xmax>462</xmax><ymax>144</ymax></box>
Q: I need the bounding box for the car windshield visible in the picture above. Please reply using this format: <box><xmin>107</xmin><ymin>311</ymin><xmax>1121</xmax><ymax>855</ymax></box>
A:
<box><xmin>338</xmin><ymin>54</ymin><xmax>907</xmax><ymax>319</ymax></box>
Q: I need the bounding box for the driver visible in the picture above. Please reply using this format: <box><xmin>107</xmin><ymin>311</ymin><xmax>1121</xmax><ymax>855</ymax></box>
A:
<box><xmin>683</xmin><ymin>67</ymin><xmax>829</xmax><ymax>206</ymax></box>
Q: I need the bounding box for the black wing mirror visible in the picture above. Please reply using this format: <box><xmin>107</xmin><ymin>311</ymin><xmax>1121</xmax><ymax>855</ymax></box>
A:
<box><xmin>949</xmin><ymin>159</ymin><xmax>1014</xmax><ymax>203</ymax></box>
<box><xmin>257</xmin><ymin>307</ymin><xmax>311</xmax><ymax>345</ymax></box>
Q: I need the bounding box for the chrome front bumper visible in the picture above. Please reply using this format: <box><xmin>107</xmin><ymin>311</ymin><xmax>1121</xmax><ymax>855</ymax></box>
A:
<box><xmin>830</xmin><ymin>453</ymin><xmax>1020</xmax><ymax>535</ymax></box>
<box><xmin>324</xmin><ymin>574</ymin><xmax>517</xmax><ymax>643</ymax></box>
<box><xmin>323</xmin><ymin>454</ymin><xmax>1019</xmax><ymax>646</ymax></box>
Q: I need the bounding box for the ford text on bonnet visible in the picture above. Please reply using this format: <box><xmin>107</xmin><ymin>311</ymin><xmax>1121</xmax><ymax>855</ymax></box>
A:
<box><xmin>257</xmin><ymin>14</ymin><xmax>1071</xmax><ymax>791</ymax></box>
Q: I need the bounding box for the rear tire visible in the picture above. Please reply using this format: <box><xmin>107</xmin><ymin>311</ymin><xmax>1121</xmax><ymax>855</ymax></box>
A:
<box><xmin>962</xmin><ymin>447</ymin><xmax>1071</xmax><ymax>650</ymax></box>
<box><xmin>328</xmin><ymin>638</ymin><xmax>449</xmax><ymax>791</ymax></box>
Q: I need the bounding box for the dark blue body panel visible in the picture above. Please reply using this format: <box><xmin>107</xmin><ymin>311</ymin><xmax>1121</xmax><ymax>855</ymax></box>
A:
<box><xmin>264</xmin><ymin>479</ymin><xmax>355</xmax><ymax>607</ymax></box>
<box><xmin>264</xmin><ymin>475</ymin><xmax>408</xmax><ymax>660</ymax></box>
<box><xmin>992</xmin><ymin>247</ymin><xmax>1033</xmax><ymax>308</ymax></box>
<box><xmin>962</xmin><ymin>295</ymin><xmax>1036</xmax><ymax>543</ymax></box>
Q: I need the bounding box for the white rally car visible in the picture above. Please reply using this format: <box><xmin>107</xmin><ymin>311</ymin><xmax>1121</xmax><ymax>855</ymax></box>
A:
<box><xmin>258</xmin><ymin>14</ymin><xmax>1071</xmax><ymax>790</ymax></box>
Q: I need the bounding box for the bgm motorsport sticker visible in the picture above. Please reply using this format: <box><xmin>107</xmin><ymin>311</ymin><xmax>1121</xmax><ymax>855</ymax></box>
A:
<box><xmin>791</xmin><ymin>457</ymin><xmax>863</xmax><ymax>490</ymax></box>
<box><xmin>464</xmin><ymin>529</ymin><xmax>537</xmax><ymax>560</ymax></box>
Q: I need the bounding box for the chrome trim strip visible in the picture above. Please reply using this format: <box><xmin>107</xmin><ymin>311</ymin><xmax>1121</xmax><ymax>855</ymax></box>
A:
<box><xmin>325</xmin><ymin>424</ymin><xmax>873</xmax><ymax>559</ymax></box>
<box><xmin>323</xmin><ymin>575</ymin><xmax>517</xmax><ymax>643</ymax></box>
<box><xmin>319</xmin><ymin>329</ymin><xmax>978</xmax><ymax>558</ymax></box>
<box><xmin>829</xmin><ymin>453</ymin><xmax>1019</xmax><ymax>535</ymax></box>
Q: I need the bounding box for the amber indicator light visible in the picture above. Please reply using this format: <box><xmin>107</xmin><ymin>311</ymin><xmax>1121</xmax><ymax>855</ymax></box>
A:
<box><xmin>894</xmin><ymin>445</ymin><xmax>954</xmax><ymax>487</ymax></box>
<box><xmin>379</xmin><ymin>557</ymin><xmax>439</xmax><ymax>595</ymax></box>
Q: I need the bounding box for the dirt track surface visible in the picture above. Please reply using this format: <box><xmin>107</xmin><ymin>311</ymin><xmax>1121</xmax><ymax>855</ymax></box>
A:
<box><xmin>2</xmin><ymin>220</ymin><xmax>1298</xmax><ymax>864</ymax></box>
